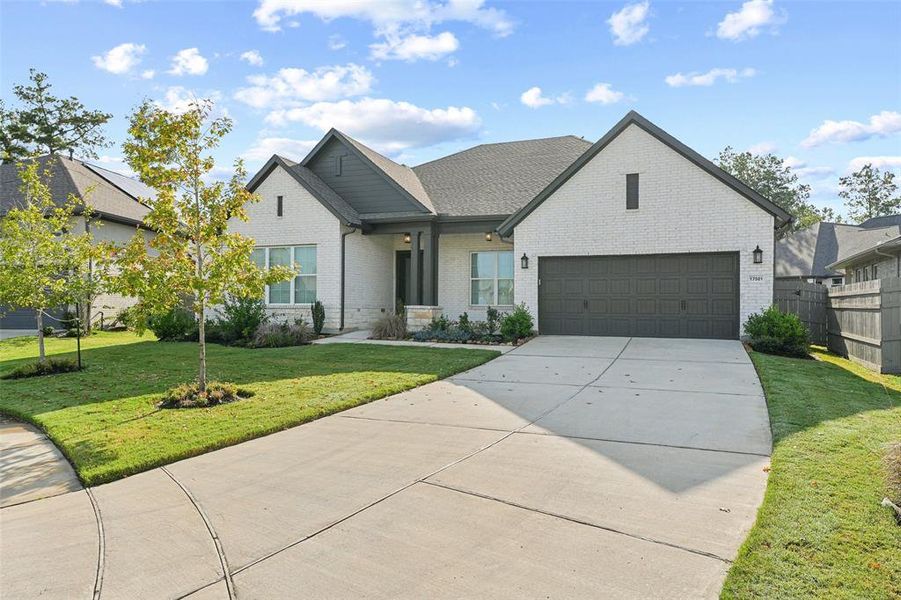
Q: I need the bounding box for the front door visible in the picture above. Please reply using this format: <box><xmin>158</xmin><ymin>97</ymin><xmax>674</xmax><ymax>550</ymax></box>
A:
<box><xmin>395</xmin><ymin>250</ymin><xmax>423</xmax><ymax>309</ymax></box>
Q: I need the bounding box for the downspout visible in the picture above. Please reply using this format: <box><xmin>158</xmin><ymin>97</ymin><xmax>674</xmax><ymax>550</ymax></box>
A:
<box><xmin>340</xmin><ymin>226</ymin><xmax>358</xmax><ymax>331</ymax></box>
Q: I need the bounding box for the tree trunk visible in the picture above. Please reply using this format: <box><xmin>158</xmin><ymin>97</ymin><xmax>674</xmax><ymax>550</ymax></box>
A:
<box><xmin>36</xmin><ymin>309</ymin><xmax>46</xmax><ymax>363</ymax></box>
<box><xmin>198</xmin><ymin>298</ymin><xmax>206</xmax><ymax>392</ymax></box>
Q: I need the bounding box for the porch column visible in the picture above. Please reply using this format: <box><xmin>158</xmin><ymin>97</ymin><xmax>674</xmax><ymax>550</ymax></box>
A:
<box><xmin>409</xmin><ymin>231</ymin><xmax>421</xmax><ymax>305</ymax></box>
<box><xmin>421</xmin><ymin>226</ymin><xmax>439</xmax><ymax>305</ymax></box>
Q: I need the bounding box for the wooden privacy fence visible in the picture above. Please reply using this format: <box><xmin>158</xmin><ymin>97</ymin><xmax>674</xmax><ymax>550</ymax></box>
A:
<box><xmin>826</xmin><ymin>278</ymin><xmax>901</xmax><ymax>374</ymax></box>
<box><xmin>774</xmin><ymin>280</ymin><xmax>827</xmax><ymax>345</ymax></box>
<box><xmin>775</xmin><ymin>277</ymin><xmax>901</xmax><ymax>373</ymax></box>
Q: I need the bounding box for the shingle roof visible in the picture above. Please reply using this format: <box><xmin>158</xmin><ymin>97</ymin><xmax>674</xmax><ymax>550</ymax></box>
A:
<box><xmin>1</xmin><ymin>155</ymin><xmax>150</xmax><ymax>225</ymax></box>
<box><xmin>412</xmin><ymin>135</ymin><xmax>592</xmax><ymax>217</ymax></box>
<box><xmin>859</xmin><ymin>214</ymin><xmax>901</xmax><ymax>229</ymax></box>
<box><xmin>776</xmin><ymin>219</ymin><xmax>901</xmax><ymax>277</ymax></box>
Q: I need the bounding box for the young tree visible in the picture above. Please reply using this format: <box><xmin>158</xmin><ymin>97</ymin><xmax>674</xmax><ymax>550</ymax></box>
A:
<box><xmin>117</xmin><ymin>99</ymin><xmax>292</xmax><ymax>392</ymax></box>
<box><xmin>839</xmin><ymin>163</ymin><xmax>900</xmax><ymax>224</ymax></box>
<box><xmin>0</xmin><ymin>159</ymin><xmax>111</xmax><ymax>361</ymax></box>
<box><xmin>0</xmin><ymin>69</ymin><xmax>112</xmax><ymax>163</ymax></box>
<box><xmin>717</xmin><ymin>147</ymin><xmax>837</xmax><ymax>235</ymax></box>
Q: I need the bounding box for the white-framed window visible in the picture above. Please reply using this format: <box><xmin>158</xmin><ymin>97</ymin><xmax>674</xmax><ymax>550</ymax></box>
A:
<box><xmin>251</xmin><ymin>245</ymin><xmax>317</xmax><ymax>305</ymax></box>
<box><xmin>470</xmin><ymin>251</ymin><xmax>514</xmax><ymax>306</ymax></box>
<box><xmin>831</xmin><ymin>277</ymin><xmax>843</xmax><ymax>286</ymax></box>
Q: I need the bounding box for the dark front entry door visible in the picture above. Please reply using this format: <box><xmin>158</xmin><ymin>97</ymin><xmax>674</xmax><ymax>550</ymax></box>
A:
<box><xmin>537</xmin><ymin>252</ymin><xmax>740</xmax><ymax>339</ymax></box>
<box><xmin>395</xmin><ymin>250</ymin><xmax>423</xmax><ymax>308</ymax></box>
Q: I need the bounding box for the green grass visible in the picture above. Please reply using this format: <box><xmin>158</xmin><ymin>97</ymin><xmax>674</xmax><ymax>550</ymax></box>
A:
<box><xmin>0</xmin><ymin>332</ymin><xmax>498</xmax><ymax>486</ymax></box>
<box><xmin>722</xmin><ymin>348</ymin><xmax>901</xmax><ymax>599</ymax></box>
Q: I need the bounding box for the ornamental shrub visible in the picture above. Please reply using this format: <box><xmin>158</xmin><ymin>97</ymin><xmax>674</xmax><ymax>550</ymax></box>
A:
<box><xmin>500</xmin><ymin>303</ymin><xmax>534</xmax><ymax>341</ymax></box>
<box><xmin>147</xmin><ymin>307</ymin><xmax>197</xmax><ymax>341</ymax></box>
<box><xmin>743</xmin><ymin>305</ymin><xmax>809</xmax><ymax>358</ymax></box>
<box><xmin>311</xmin><ymin>300</ymin><xmax>325</xmax><ymax>335</ymax></box>
<box><xmin>371</xmin><ymin>313</ymin><xmax>406</xmax><ymax>340</ymax></box>
<box><xmin>1</xmin><ymin>357</ymin><xmax>80</xmax><ymax>380</ymax></box>
<box><xmin>218</xmin><ymin>296</ymin><xmax>268</xmax><ymax>344</ymax></box>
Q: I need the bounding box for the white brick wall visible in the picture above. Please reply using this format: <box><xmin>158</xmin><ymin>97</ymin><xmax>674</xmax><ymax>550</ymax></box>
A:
<box><xmin>438</xmin><ymin>233</ymin><xmax>514</xmax><ymax>321</ymax></box>
<box><xmin>344</xmin><ymin>228</ymin><xmax>394</xmax><ymax>327</ymax></box>
<box><xmin>83</xmin><ymin>217</ymin><xmax>154</xmax><ymax>322</ymax></box>
<box><xmin>513</xmin><ymin>123</ymin><xmax>776</xmax><ymax>332</ymax></box>
<box><xmin>229</xmin><ymin>166</ymin><xmax>343</xmax><ymax>329</ymax></box>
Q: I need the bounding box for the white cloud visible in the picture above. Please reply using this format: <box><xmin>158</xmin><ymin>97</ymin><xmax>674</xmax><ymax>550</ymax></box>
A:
<box><xmin>91</xmin><ymin>42</ymin><xmax>146</xmax><ymax>75</ymax></box>
<box><xmin>168</xmin><ymin>48</ymin><xmax>209</xmax><ymax>76</ymax></box>
<box><xmin>154</xmin><ymin>86</ymin><xmax>222</xmax><ymax>114</ymax></box>
<box><xmin>234</xmin><ymin>63</ymin><xmax>374</xmax><ymax>109</ymax></box>
<box><xmin>104</xmin><ymin>0</ymin><xmax>123</xmax><ymax>6</ymax></box>
<box><xmin>264</xmin><ymin>97</ymin><xmax>481</xmax><ymax>153</ymax></box>
<box><xmin>520</xmin><ymin>86</ymin><xmax>570</xmax><ymax>109</ymax></box>
<box><xmin>328</xmin><ymin>34</ymin><xmax>347</xmax><ymax>50</ymax></box>
<box><xmin>848</xmin><ymin>156</ymin><xmax>901</xmax><ymax>172</ymax></box>
<box><xmin>252</xmin><ymin>0</ymin><xmax>513</xmax><ymax>37</ymax></box>
<box><xmin>748</xmin><ymin>141</ymin><xmax>777</xmax><ymax>154</ymax></box>
<box><xmin>607</xmin><ymin>1</ymin><xmax>650</xmax><ymax>46</ymax></box>
<box><xmin>370</xmin><ymin>31</ymin><xmax>459</xmax><ymax>61</ymax></box>
<box><xmin>93</xmin><ymin>155</ymin><xmax>135</xmax><ymax>177</ymax></box>
<box><xmin>243</xmin><ymin>137</ymin><xmax>318</xmax><ymax>161</ymax></box>
<box><xmin>783</xmin><ymin>156</ymin><xmax>834</xmax><ymax>179</ymax></box>
<box><xmin>665</xmin><ymin>67</ymin><xmax>756</xmax><ymax>87</ymax></box>
<box><xmin>584</xmin><ymin>83</ymin><xmax>625</xmax><ymax>105</ymax></box>
<box><xmin>716</xmin><ymin>0</ymin><xmax>785</xmax><ymax>41</ymax></box>
<box><xmin>240</xmin><ymin>50</ymin><xmax>264</xmax><ymax>66</ymax></box>
<box><xmin>802</xmin><ymin>111</ymin><xmax>901</xmax><ymax>148</ymax></box>
<box><xmin>140</xmin><ymin>69</ymin><xmax>155</xmax><ymax>80</ymax></box>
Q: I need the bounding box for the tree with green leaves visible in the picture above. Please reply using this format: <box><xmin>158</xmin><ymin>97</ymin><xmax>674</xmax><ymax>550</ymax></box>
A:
<box><xmin>0</xmin><ymin>69</ymin><xmax>112</xmax><ymax>163</ymax></box>
<box><xmin>717</xmin><ymin>147</ymin><xmax>838</xmax><ymax>235</ymax></box>
<box><xmin>0</xmin><ymin>159</ymin><xmax>112</xmax><ymax>362</ymax></box>
<box><xmin>116</xmin><ymin>99</ymin><xmax>293</xmax><ymax>392</ymax></box>
<box><xmin>838</xmin><ymin>163</ymin><xmax>900</xmax><ymax>224</ymax></box>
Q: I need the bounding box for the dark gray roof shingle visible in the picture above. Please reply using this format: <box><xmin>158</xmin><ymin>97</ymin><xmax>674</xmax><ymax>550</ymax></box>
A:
<box><xmin>412</xmin><ymin>135</ymin><xmax>592</xmax><ymax>216</ymax></box>
<box><xmin>1</xmin><ymin>155</ymin><xmax>150</xmax><ymax>224</ymax></box>
<box><xmin>776</xmin><ymin>219</ymin><xmax>901</xmax><ymax>277</ymax></box>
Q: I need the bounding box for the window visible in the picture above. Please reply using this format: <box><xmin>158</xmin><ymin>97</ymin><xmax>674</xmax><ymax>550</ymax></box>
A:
<box><xmin>335</xmin><ymin>154</ymin><xmax>345</xmax><ymax>176</ymax></box>
<box><xmin>626</xmin><ymin>173</ymin><xmax>639</xmax><ymax>210</ymax></box>
<box><xmin>255</xmin><ymin>245</ymin><xmax>317</xmax><ymax>305</ymax></box>
<box><xmin>831</xmin><ymin>277</ymin><xmax>843</xmax><ymax>286</ymax></box>
<box><xmin>471</xmin><ymin>251</ymin><xmax>514</xmax><ymax>306</ymax></box>
<box><xmin>855</xmin><ymin>268</ymin><xmax>861</xmax><ymax>282</ymax></box>
<box><xmin>872</xmin><ymin>264</ymin><xmax>878</xmax><ymax>279</ymax></box>
<box><xmin>276</xmin><ymin>195</ymin><xmax>283</xmax><ymax>217</ymax></box>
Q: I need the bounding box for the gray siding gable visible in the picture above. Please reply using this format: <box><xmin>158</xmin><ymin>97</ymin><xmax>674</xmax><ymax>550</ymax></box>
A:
<box><xmin>305</xmin><ymin>136</ymin><xmax>429</xmax><ymax>215</ymax></box>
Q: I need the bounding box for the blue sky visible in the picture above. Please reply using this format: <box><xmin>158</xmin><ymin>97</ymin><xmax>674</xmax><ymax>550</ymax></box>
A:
<box><xmin>2</xmin><ymin>0</ymin><xmax>900</xmax><ymax>217</ymax></box>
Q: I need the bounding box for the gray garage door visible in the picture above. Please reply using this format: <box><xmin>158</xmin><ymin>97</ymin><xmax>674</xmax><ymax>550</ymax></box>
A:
<box><xmin>538</xmin><ymin>252</ymin><xmax>740</xmax><ymax>339</ymax></box>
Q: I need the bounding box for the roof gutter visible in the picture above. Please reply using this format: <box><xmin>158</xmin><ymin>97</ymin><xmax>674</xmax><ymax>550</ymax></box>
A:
<box><xmin>825</xmin><ymin>236</ymin><xmax>901</xmax><ymax>271</ymax></box>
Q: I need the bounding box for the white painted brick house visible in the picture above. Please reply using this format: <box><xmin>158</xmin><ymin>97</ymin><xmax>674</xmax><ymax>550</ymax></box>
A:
<box><xmin>238</xmin><ymin>111</ymin><xmax>792</xmax><ymax>339</ymax></box>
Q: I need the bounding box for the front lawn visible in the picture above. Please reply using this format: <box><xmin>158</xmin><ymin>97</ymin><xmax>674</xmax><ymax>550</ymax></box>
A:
<box><xmin>0</xmin><ymin>332</ymin><xmax>498</xmax><ymax>486</ymax></box>
<box><xmin>722</xmin><ymin>348</ymin><xmax>901</xmax><ymax>599</ymax></box>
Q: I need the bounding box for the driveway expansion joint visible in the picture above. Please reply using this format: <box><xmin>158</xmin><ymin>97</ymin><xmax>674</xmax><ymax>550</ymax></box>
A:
<box><xmin>85</xmin><ymin>488</ymin><xmax>105</xmax><ymax>600</ymax></box>
<box><xmin>420</xmin><ymin>479</ymin><xmax>732</xmax><ymax>564</ymax></box>
<box><xmin>161</xmin><ymin>467</ymin><xmax>237</xmax><ymax>600</ymax></box>
<box><xmin>514</xmin><ymin>430</ymin><xmax>772</xmax><ymax>458</ymax></box>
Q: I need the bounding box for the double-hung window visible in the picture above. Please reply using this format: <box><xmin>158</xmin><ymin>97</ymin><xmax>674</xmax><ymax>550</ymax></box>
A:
<box><xmin>471</xmin><ymin>251</ymin><xmax>514</xmax><ymax>306</ymax></box>
<box><xmin>251</xmin><ymin>245</ymin><xmax>317</xmax><ymax>305</ymax></box>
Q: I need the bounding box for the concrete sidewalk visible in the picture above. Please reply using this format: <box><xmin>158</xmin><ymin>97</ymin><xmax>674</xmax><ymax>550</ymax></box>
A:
<box><xmin>0</xmin><ymin>418</ymin><xmax>81</xmax><ymax>508</ymax></box>
<box><xmin>0</xmin><ymin>336</ymin><xmax>770</xmax><ymax>599</ymax></box>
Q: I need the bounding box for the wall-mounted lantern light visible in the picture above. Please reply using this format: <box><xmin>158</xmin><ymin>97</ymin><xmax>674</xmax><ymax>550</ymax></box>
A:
<box><xmin>521</xmin><ymin>253</ymin><xmax>529</xmax><ymax>269</ymax></box>
<box><xmin>485</xmin><ymin>232</ymin><xmax>493</xmax><ymax>242</ymax></box>
<box><xmin>403</xmin><ymin>232</ymin><xmax>411</xmax><ymax>244</ymax></box>
<box><xmin>753</xmin><ymin>245</ymin><xmax>763</xmax><ymax>264</ymax></box>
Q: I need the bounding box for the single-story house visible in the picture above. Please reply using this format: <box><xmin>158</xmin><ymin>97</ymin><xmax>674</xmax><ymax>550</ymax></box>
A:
<box><xmin>237</xmin><ymin>111</ymin><xmax>792</xmax><ymax>340</ymax></box>
<box><xmin>776</xmin><ymin>215</ymin><xmax>901</xmax><ymax>286</ymax></box>
<box><xmin>0</xmin><ymin>155</ymin><xmax>154</xmax><ymax>333</ymax></box>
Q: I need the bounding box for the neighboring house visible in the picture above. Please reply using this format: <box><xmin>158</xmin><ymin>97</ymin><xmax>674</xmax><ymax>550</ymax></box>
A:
<box><xmin>238</xmin><ymin>111</ymin><xmax>791</xmax><ymax>340</ymax></box>
<box><xmin>776</xmin><ymin>215</ymin><xmax>901</xmax><ymax>286</ymax></box>
<box><xmin>0</xmin><ymin>155</ymin><xmax>154</xmax><ymax>332</ymax></box>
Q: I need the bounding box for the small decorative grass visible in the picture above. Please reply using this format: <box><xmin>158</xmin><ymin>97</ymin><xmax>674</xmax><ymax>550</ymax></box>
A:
<box><xmin>0</xmin><ymin>357</ymin><xmax>81</xmax><ymax>380</ymax></box>
<box><xmin>158</xmin><ymin>381</ymin><xmax>255</xmax><ymax>409</ymax></box>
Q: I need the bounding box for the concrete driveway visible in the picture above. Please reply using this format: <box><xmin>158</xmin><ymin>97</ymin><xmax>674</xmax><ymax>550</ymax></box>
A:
<box><xmin>0</xmin><ymin>336</ymin><xmax>771</xmax><ymax>599</ymax></box>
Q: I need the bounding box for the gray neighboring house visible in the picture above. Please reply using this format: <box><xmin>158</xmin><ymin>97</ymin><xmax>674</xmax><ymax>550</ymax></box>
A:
<box><xmin>776</xmin><ymin>215</ymin><xmax>901</xmax><ymax>286</ymax></box>
<box><xmin>237</xmin><ymin>111</ymin><xmax>791</xmax><ymax>340</ymax></box>
<box><xmin>0</xmin><ymin>155</ymin><xmax>154</xmax><ymax>333</ymax></box>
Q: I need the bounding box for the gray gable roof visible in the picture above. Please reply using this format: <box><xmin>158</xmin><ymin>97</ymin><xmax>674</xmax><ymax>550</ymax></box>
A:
<box><xmin>1</xmin><ymin>155</ymin><xmax>150</xmax><ymax>226</ymax></box>
<box><xmin>776</xmin><ymin>219</ymin><xmax>901</xmax><ymax>277</ymax></box>
<box><xmin>246</xmin><ymin>154</ymin><xmax>361</xmax><ymax>226</ymax></box>
<box><xmin>497</xmin><ymin>111</ymin><xmax>793</xmax><ymax>237</ymax></box>
<box><xmin>859</xmin><ymin>214</ymin><xmax>901</xmax><ymax>229</ymax></box>
<box><xmin>301</xmin><ymin>129</ymin><xmax>434</xmax><ymax>214</ymax></box>
<box><xmin>412</xmin><ymin>135</ymin><xmax>592</xmax><ymax>217</ymax></box>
